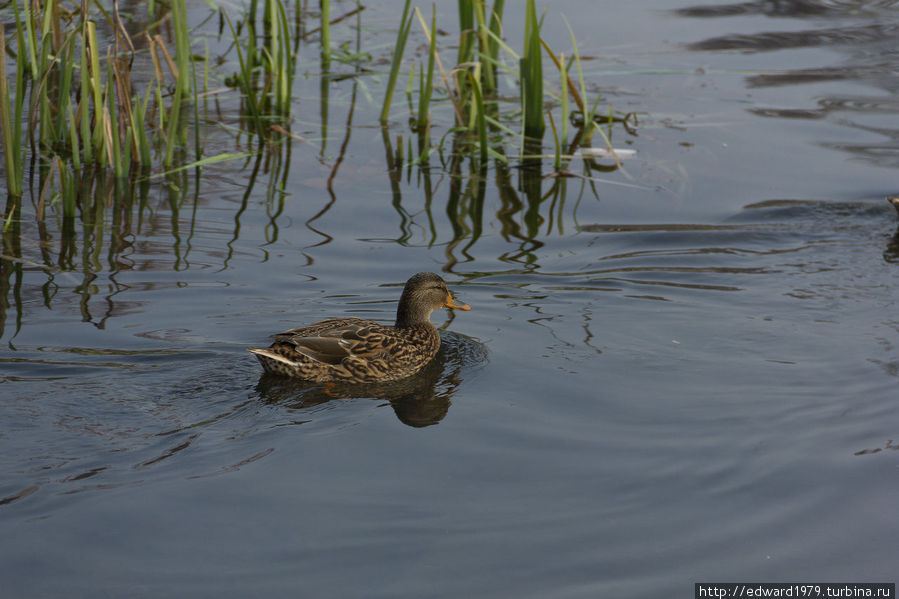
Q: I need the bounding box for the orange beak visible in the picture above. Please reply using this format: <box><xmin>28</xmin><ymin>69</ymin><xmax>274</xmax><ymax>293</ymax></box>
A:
<box><xmin>445</xmin><ymin>293</ymin><xmax>471</xmax><ymax>311</ymax></box>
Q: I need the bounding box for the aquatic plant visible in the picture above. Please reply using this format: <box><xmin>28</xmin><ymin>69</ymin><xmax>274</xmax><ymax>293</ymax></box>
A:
<box><xmin>380</xmin><ymin>0</ymin><xmax>414</xmax><ymax>125</ymax></box>
<box><xmin>0</xmin><ymin>28</ymin><xmax>24</xmax><ymax>197</ymax></box>
<box><xmin>414</xmin><ymin>6</ymin><xmax>438</xmax><ymax>137</ymax></box>
<box><xmin>0</xmin><ymin>0</ymin><xmax>195</xmax><ymax>191</ymax></box>
<box><xmin>374</xmin><ymin>0</ymin><xmax>633</xmax><ymax>169</ymax></box>
<box><xmin>519</xmin><ymin>0</ymin><xmax>544</xmax><ymax>142</ymax></box>
<box><xmin>0</xmin><ymin>0</ymin><xmax>303</xmax><ymax>205</ymax></box>
<box><xmin>224</xmin><ymin>0</ymin><xmax>297</xmax><ymax>145</ymax></box>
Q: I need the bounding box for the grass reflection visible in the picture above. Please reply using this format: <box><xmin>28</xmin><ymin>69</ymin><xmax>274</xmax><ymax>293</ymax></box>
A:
<box><xmin>372</xmin><ymin>121</ymin><xmax>630</xmax><ymax>271</ymax></box>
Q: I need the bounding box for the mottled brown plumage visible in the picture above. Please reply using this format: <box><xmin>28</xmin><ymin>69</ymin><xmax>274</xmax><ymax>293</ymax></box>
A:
<box><xmin>248</xmin><ymin>272</ymin><xmax>471</xmax><ymax>382</ymax></box>
<box><xmin>888</xmin><ymin>196</ymin><xmax>899</xmax><ymax>216</ymax></box>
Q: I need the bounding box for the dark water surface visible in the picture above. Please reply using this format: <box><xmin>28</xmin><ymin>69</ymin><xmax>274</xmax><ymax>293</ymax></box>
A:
<box><xmin>2</xmin><ymin>1</ymin><xmax>899</xmax><ymax>597</ymax></box>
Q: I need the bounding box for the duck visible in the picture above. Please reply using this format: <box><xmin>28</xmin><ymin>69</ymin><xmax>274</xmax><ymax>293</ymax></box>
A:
<box><xmin>249</xmin><ymin>272</ymin><xmax>471</xmax><ymax>383</ymax></box>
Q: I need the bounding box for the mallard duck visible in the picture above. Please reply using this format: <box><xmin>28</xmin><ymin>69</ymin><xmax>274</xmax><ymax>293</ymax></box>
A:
<box><xmin>249</xmin><ymin>272</ymin><xmax>471</xmax><ymax>382</ymax></box>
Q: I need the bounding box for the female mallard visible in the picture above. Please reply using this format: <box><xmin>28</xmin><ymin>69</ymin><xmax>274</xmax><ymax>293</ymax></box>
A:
<box><xmin>249</xmin><ymin>272</ymin><xmax>471</xmax><ymax>382</ymax></box>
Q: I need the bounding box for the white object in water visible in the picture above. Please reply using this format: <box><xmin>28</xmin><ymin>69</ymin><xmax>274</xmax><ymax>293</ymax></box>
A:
<box><xmin>574</xmin><ymin>147</ymin><xmax>637</xmax><ymax>159</ymax></box>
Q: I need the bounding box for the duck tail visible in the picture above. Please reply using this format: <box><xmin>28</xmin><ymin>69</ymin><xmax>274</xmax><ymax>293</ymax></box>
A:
<box><xmin>888</xmin><ymin>196</ymin><xmax>899</xmax><ymax>217</ymax></box>
<box><xmin>248</xmin><ymin>347</ymin><xmax>299</xmax><ymax>375</ymax></box>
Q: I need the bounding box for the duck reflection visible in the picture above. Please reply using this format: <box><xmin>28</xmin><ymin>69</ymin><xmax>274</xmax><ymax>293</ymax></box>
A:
<box><xmin>883</xmin><ymin>197</ymin><xmax>899</xmax><ymax>264</ymax></box>
<box><xmin>739</xmin><ymin>198</ymin><xmax>899</xmax><ymax>265</ymax></box>
<box><xmin>254</xmin><ymin>332</ymin><xmax>486</xmax><ymax>428</ymax></box>
<box><xmin>676</xmin><ymin>1</ymin><xmax>847</xmax><ymax>19</ymax></box>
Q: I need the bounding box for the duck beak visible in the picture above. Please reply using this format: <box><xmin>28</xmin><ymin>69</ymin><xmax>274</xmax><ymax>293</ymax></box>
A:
<box><xmin>445</xmin><ymin>293</ymin><xmax>471</xmax><ymax>311</ymax></box>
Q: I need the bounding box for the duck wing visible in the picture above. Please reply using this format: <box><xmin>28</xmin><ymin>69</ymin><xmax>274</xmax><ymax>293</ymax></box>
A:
<box><xmin>270</xmin><ymin>318</ymin><xmax>393</xmax><ymax>365</ymax></box>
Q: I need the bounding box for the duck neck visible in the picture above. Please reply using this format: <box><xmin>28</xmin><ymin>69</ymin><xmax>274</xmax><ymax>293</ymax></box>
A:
<box><xmin>394</xmin><ymin>298</ymin><xmax>433</xmax><ymax>329</ymax></box>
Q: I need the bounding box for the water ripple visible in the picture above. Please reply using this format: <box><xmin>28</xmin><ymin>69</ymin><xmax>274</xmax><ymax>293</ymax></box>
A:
<box><xmin>688</xmin><ymin>23</ymin><xmax>899</xmax><ymax>52</ymax></box>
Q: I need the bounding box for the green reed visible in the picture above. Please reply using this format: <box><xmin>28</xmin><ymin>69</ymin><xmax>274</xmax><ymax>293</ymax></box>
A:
<box><xmin>320</xmin><ymin>0</ymin><xmax>331</xmax><ymax>61</ymax></box>
<box><xmin>0</xmin><ymin>0</ymin><xmax>204</xmax><ymax>189</ymax></box>
<box><xmin>457</xmin><ymin>0</ymin><xmax>475</xmax><ymax>68</ymax></box>
<box><xmin>561</xmin><ymin>16</ymin><xmax>605</xmax><ymax>149</ymax></box>
<box><xmin>171</xmin><ymin>0</ymin><xmax>192</xmax><ymax>98</ymax></box>
<box><xmin>414</xmin><ymin>6</ymin><xmax>438</xmax><ymax>135</ymax></box>
<box><xmin>520</xmin><ymin>0</ymin><xmax>544</xmax><ymax>142</ymax></box>
<box><xmin>464</xmin><ymin>69</ymin><xmax>488</xmax><ymax>165</ymax></box>
<box><xmin>0</xmin><ymin>0</ymin><xmax>305</xmax><ymax>202</ymax></box>
<box><xmin>380</xmin><ymin>0</ymin><xmax>413</xmax><ymax>125</ymax></box>
<box><xmin>0</xmin><ymin>28</ymin><xmax>23</xmax><ymax>196</ymax></box>
<box><xmin>379</xmin><ymin>0</ymin><xmax>567</xmax><ymax>165</ymax></box>
<box><xmin>546</xmin><ymin>51</ymin><xmax>569</xmax><ymax>171</ymax></box>
<box><xmin>472</xmin><ymin>0</ymin><xmax>504</xmax><ymax>96</ymax></box>
<box><xmin>373</xmin><ymin>0</ymin><xmax>637</xmax><ymax>171</ymax></box>
<box><xmin>225</xmin><ymin>0</ymin><xmax>297</xmax><ymax>140</ymax></box>
<box><xmin>451</xmin><ymin>0</ymin><xmax>502</xmax><ymax>129</ymax></box>
<box><xmin>270</xmin><ymin>0</ymin><xmax>296</xmax><ymax>118</ymax></box>
<box><xmin>224</xmin><ymin>13</ymin><xmax>264</xmax><ymax>141</ymax></box>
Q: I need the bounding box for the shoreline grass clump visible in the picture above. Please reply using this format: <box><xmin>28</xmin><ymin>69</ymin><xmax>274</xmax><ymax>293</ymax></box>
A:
<box><xmin>0</xmin><ymin>0</ymin><xmax>199</xmax><ymax>195</ymax></box>
<box><xmin>375</xmin><ymin>0</ymin><xmax>639</xmax><ymax>172</ymax></box>
<box><xmin>223</xmin><ymin>0</ymin><xmax>298</xmax><ymax>148</ymax></box>
<box><xmin>0</xmin><ymin>0</ymin><xmax>301</xmax><ymax>203</ymax></box>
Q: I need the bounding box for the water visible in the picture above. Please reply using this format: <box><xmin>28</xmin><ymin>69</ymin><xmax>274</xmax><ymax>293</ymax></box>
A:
<box><xmin>2</xmin><ymin>1</ymin><xmax>899</xmax><ymax>597</ymax></box>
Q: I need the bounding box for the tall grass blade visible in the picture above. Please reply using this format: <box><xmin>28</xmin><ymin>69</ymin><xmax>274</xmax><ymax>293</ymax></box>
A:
<box><xmin>79</xmin><ymin>22</ymin><xmax>93</xmax><ymax>164</ymax></box>
<box><xmin>58</xmin><ymin>156</ymin><xmax>75</xmax><ymax>218</ymax></box>
<box><xmin>320</xmin><ymin>0</ymin><xmax>331</xmax><ymax>61</ymax></box>
<box><xmin>473</xmin><ymin>0</ymin><xmax>504</xmax><ymax>95</ymax></box>
<box><xmin>0</xmin><ymin>29</ymin><xmax>22</xmax><ymax>195</ymax></box>
<box><xmin>520</xmin><ymin>0</ymin><xmax>544</xmax><ymax>142</ymax></box>
<box><xmin>171</xmin><ymin>0</ymin><xmax>192</xmax><ymax>97</ymax></box>
<box><xmin>273</xmin><ymin>0</ymin><xmax>295</xmax><ymax>117</ymax></box>
<box><xmin>472</xmin><ymin>2</ymin><xmax>492</xmax><ymax>93</ymax></box>
<box><xmin>559</xmin><ymin>16</ymin><xmax>590</xmax><ymax>123</ymax></box>
<box><xmin>55</xmin><ymin>33</ymin><xmax>77</xmax><ymax>140</ymax></box>
<box><xmin>540</xmin><ymin>39</ymin><xmax>583</xmax><ymax>117</ymax></box>
<box><xmin>37</xmin><ymin>1</ymin><xmax>56</xmax><ymax>149</ymax></box>
<box><xmin>414</xmin><ymin>5</ymin><xmax>438</xmax><ymax>133</ymax></box>
<box><xmin>86</xmin><ymin>20</ymin><xmax>106</xmax><ymax>165</ymax></box>
<box><xmin>147</xmin><ymin>34</ymin><xmax>167</xmax><ymax>134</ymax></box>
<box><xmin>67</xmin><ymin>102</ymin><xmax>81</xmax><ymax>171</ymax></box>
<box><xmin>162</xmin><ymin>79</ymin><xmax>184</xmax><ymax>168</ymax></box>
<box><xmin>191</xmin><ymin>50</ymin><xmax>201</xmax><ymax>161</ymax></box>
<box><xmin>556</xmin><ymin>51</ymin><xmax>568</xmax><ymax>170</ymax></box>
<box><xmin>106</xmin><ymin>51</ymin><xmax>124</xmax><ymax>178</ymax></box>
<box><xmin>465</xmin><ymin>70</ymin><xmax>488</xmax><ymax>165</ymax></box>
<box><xmin>486</xmin><ymin>0</ymin><xmax>505</xmax><ymax>68</ymax></box>
<box><xmin>132</xmin><ymin>82</ymin><xmax>153</xmax><ymax>168</ymax></box>
<box><xmin>12</xmin><ymin>3</ymin><xmax>28</xmax><ymax>177</ymax></box>
<box><xmin>246</xmin><ymin>0</ymin><xmax>259</xmax><ymax>74</ymax></box>
<box><xmin>379</xmin><ymin>0</ymin><xmax>413</xmax><ymax>124</ymax></box>
<box><xmin>17</xmin><ymin>0</ymin><xmax>38</xmax><ymax>79</ymax></box>
<box><xmin>455</xmin><ymin>0</ymin><xmax>477</xmax><ymax>126</ymax></box>
<box><xmin>457</xmin><ymin>0</ymin><xmax>475</xmax><ymax>66</ymax></box>
<box><xmin>3</xmin><ymin>203</ymin><xmax>16</xmax><ymax>232</ymax></box>
<box><xmin>223</xmin><ymin>12</ymin><xmax>266</xmax><ymax>142</ymax></box>
<box><xmin>149</xmin><ymin>152</ymin><xmax>256</xmax><ymax>179</ymax></box>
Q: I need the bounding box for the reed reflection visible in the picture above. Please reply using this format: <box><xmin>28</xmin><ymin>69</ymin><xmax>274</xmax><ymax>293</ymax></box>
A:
<box><xmin>377</xmin><ymin>125</ymin><xmax>636</xmax><ymax>272</ymax></box>
<box><xmin>0</xmin><ymin>146</ymin><xmax>287</xmax><ymax>341</ymax></box>
<box><xmin>2</xmin><ymin>170</ymin><xmax>153</xmax><ymax>338</ymax></box>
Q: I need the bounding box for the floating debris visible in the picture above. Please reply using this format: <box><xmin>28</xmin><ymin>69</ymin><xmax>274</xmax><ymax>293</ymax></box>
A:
<box><xmin>573</xmin><ymin>147</ymin><xmax>638</xmax><ymax>159</ymax></box>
